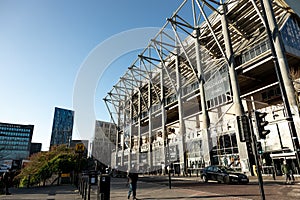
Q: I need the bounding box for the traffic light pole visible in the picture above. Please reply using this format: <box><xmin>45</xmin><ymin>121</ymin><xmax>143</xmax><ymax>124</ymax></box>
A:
<box><xmin>249</xmin><ymin>112</ymin><xmax>266</xmax><ymax>200</ymax></box>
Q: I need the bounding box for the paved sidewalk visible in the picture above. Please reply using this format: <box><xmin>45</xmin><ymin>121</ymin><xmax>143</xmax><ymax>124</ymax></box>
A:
<box><xmin>0</xmin><ymin>175</ymin><xmax>298</xmax><ymax>200</ymax></box>
<box><xmin>0</xmin><ymin>178</ymin><xmax>250</xmax><ymax>200</ymax></box>
<box><xmin>105</xmin><ymin>178</ymin><xmax>251</xmax><ymax>200</ymax></box>
<box><xmin>0</xmin><ymin>185</ymin><xmax>81</xmax><ymax>200</ymax></box>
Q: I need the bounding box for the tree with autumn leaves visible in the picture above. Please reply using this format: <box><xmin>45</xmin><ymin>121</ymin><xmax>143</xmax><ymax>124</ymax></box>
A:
<box><xmin>16</xmin><ymin>144</ymin><xmax>87</xmax><ymax>187</ymax></box>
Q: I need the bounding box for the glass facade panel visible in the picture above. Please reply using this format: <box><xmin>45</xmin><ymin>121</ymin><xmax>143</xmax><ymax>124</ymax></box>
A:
<box><xmin>0</xmin><ymin>122</ymin><xmax>34</xmax><ymax>161</ymax></box>
<box><xmin>50</xmin><ymin>107</ymin><xmax>74</xmax><ymax>147</ymax></box>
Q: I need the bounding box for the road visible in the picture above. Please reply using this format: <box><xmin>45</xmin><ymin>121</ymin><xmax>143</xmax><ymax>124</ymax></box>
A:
<box><xmin>139</xmin><ymin>175</ymin><xmax>300</xmax><ymax>200</ymax></box>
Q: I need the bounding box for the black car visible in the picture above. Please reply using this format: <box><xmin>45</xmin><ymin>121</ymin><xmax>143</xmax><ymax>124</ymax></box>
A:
<box><xmin>200</xmin><ymin>165</ymin><xmax>249</xmax><ymax>184</ymax></box>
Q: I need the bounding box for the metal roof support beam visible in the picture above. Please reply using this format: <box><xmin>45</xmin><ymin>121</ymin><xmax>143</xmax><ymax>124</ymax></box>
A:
<box><xmin>113</xmin><ymin>85</ymin><xmax>130</xmax><ymax>96</ymax></box>
<box><xmin>156</xmin><ymin>29</ymin><xmax>177</xmax><ymax>45</ymax></box>
<box><xmin>200</xmin><ymin>0</ymin><xmax>222</xmax><ymax>15</ymax></box>
<box><xmin>151</xmin><ymin>36</ymin><xmax>176</xmax><ymax>48</ymax></box>
<box><xmin>103</xmin><ymin>98</ymin><xmax>120</xmax><ymax>131</ymax></box>
<box><xmin>107</xmin><ymin>93</ymin><xmax>125</xmax><ymax>103</ymax></box>
<box><xmin>150</xmin><ymin>41</ymin><xmax>177</xmax><ymax>57</ymax></box>
<box><xmin>128</xmin><ymin>69</ymin><xmax>149</xmax><ymax>111</ymax></box>
<box><xmin>151</xmin><ymin>42</ymin><xmax>176</xmax><ymax>59</ymax></box>
<box><xmin>118</xmin><ymin>81</ymin><xmax>134</xmax><ymax>94</ymax></box>
<box><xmin>128</xmin><ymin>65</ymin><xmax>150</xmax><ymax>77</ymax></box>
<box><xmin>227</xmin><ymin>19</ymin><xmax>249</xmax><ymax>39</ymax></box>
<box><xmin>120</xmin><ymin>77</ymin><xmax>139</xmax><ymax>89</ymax></box>
<box><xmin>151</xmin><ymin>43</ymin><xmax>178</xmax><ymax>93</ymax></box>
<box><xmin>250</xmin><ymin>0</ymin><xmax>266</xmax><ymax>27</ymax></box>
<box><xmin>167</xmin><ymin>16</ymin><xmax>195</xmax><ymax>38</ymax></box>
<box><xmin>138</xmin><ymin>54</ymin><xmax>161</xmax><ymax>63</ymax></box>
<box><xmin>139</xmin><ymin>59</ymin><xmax>161</xmax><ymax>102</ymax></box>
<box><xmin>118</xmin><ymin>80</ymin><xmax>139</xmax><ymax>117</ymax></box>
<box><xmin>169</xmin><ymin>22</ymin><xmax>199</xmax><ymax>83</ymax></box>
<box><xmin>107</xmin><ymin>93</ymin><xmax>124</xmax><ymax>110</ymax></box>
<box><xmin>107</xmin><ymin>92</ymin><xmax>126</xmax><ymax>98</ymax></box>
<box><xmin>195</xmin><ymin>0</ymin><xmax>230</xmax><ymax>65</ymax></box>
<box><xmin>108</xmin><ymin>91</ymin><xmax>125</xmax><ymax>104</ymax></box>
<box><xmin>104</xmin><ymin>99</ymin><xmax>124</xmax><ymax>129</ymax></box>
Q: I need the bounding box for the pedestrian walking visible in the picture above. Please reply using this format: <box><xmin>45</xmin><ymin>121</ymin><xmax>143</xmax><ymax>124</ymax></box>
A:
<box><xmin>289</xmin><ymin>168</ymin><xmax>295</xmax><ymax>184</ymax></box>
<box><xmin>2</xmin><ymin>169</ymin><xmax>12</xmax><ymax>195</ymax></box>
<box><xmin>127</xmin><ymin>165</ymin><xmax>139</xmax><ymax>200</ymax></box>
<box><xmin>281</xmin><ymin>160</ymin><xmax>294</xmax><ymax>184</ymax></box>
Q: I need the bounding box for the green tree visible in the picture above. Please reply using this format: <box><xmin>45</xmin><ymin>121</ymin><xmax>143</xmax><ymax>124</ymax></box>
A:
<box><xmin>16</xmin><ymin>144</ymin><xmax>77</xmax><ymax>187</ymax></box>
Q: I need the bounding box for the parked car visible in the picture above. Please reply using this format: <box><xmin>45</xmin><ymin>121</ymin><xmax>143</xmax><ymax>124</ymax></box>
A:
<box><xmin>200</xmin><ymin>165</ymin><xmax>249</xmax><ymax>184</ymax></box>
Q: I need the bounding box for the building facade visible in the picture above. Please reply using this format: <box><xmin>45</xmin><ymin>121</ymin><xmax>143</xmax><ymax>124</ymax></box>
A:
<box><xmin>29</xmin><ymin>142</ymin><xmax>42</xmax><ymax>156</ymax></box>
<box><xmin>105</xmin><ymin>0</ymin><xmax>300</xmax><ymax>175</ymax></box>
<box><xmin>0</xmin><ymin>122</ymin><xmax>34</xmax><ymax>161</ymax></box>
<box><xmin>91</xmin><ymin>121</ymin><xmax>117</xmax><ymax>167</ymax></box>
<box><xmin>50</xmin><ymin>107</ymin><xmax>74</xmax><ymax>148</ymax></box>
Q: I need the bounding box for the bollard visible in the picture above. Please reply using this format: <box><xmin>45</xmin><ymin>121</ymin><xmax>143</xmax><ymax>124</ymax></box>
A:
<box><xmin>84</xmin><ymin>180</ymin><xmax>88</xmax><ymax>200</ymax></box>
<box><xmin>87</xmin><ymin>183</ymin><xmax>91</xmax><ymax>200</ymax></box>
<box><xmin>97</xmin><ymin>174</ymin><xmax>110</xmax><ymax>200</ymax></box>
<box><xmin>81</xmin><ymin>179</ymin><xmax>85</xmax><ymax>198</ymax></box>
<box><xmin>78</xmin><ymin>178</ymin><xmax>81</xmax><ymax>194</ymax></box>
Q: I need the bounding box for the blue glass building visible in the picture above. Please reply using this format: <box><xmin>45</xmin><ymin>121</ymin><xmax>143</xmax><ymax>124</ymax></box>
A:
<box><xmin>50</xmin><ymin>107</ymin><xmax>74</xmax><ymax>148</ymax></box>
<box><xmin>0</xmin><ymin>122</ymin><xmax>34</xmax><ymax>161</ymax></box>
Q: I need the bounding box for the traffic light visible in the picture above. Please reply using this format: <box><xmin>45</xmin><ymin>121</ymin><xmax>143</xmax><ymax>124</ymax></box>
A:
<box><xmin>254</xmin><ymin>111</ymin><xmax>270</xmax><ymax>139</ymax></box>
<box><xmin>256</xmin><ymin>141</ymin><xmax>263</xmax><ymax>154</ymax></box>
<box><xmin>237</xmin><ymin>115</ymin><xmax>251</xmax><ymax>142</ymax></box>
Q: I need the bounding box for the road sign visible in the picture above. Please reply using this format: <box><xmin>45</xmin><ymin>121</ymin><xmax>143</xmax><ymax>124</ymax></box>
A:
<box><xmin>75</xmin><ymin>143</ymin><xmax>85</xmax><ymax>153</ymax></box>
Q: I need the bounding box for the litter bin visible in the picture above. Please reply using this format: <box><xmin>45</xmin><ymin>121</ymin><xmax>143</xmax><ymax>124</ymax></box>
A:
<box><xmin>97</xmin><ymin>174</ymin><xmax>110</xmax><ymax>200</ymax></box>
<box><xmin>89</xmin><ymin>171</ymin><xmax>98</xmax><ymax>185</ymax></box>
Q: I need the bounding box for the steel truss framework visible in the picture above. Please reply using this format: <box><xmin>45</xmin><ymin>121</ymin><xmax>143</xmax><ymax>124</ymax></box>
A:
<box><xmin>103</xmin><ymin>0</ymin><xmax>300</xmax><ymax>173</ymax></box>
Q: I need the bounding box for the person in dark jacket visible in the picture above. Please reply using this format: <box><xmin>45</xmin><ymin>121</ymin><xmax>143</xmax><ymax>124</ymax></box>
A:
<box><xmin>2</xmin><ymin>169</ymin><xmax>12</xmax><ymax>195</ymax></box>
<box><xmin>127</xmin><ymin>165</ymin><xmax>139</xmax><ymax>199</ymax></box>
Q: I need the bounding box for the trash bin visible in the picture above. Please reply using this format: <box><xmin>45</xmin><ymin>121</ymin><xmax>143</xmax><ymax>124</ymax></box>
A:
<box><xmin>89</xmin><ymin>171</ymin><xmax>98</xmax><ymax>185</ymax></box>
<box><xmin>97</xmin><ymin>174</ymin><xmax>110</xmax><ymax>200</ymax></box>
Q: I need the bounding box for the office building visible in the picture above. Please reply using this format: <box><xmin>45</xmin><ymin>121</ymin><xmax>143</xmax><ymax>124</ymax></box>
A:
<box><xmin>91</xmin><ymin>120</ymin><xmax>117</xmax><ymax>167</ymax></box>
<box><xmin>30</xmin><ymin>142</ymin><xmax>42</xmax><ymax>156</ymax></box>
<box><xmin>50</xmin><ymin>107</ymin><xmax>74</xmax><ymax>148</ymax></box>
<box><xmin>0</xmin><ymin>122</ymin><xmax>34</xmax><ymax>161</ymax></box>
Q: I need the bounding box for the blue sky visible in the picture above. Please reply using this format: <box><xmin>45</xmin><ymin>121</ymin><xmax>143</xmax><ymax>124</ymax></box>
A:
<box><xmin>0</xmin><ymin>0</ymin><xmax>182</xmax><ymax>150</ymax></box>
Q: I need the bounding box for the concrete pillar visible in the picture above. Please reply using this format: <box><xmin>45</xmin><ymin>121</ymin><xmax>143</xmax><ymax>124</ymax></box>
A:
<box><xmin>263</xmin><ymin>0</ymin><xmax>299</xmax><ymax>117</ymax></box>
<box><xmin>121</xmin><ymin>97</ymin><xmax>127</xmax><ymax>167</ymax></box>
<box><xmin>160</xmin><ymin>65</ymin><xmax>167</xmax><ymax>169</ymax></box>
<box><xmin>194</xmin><ymin>28</ymin><xmax>211</xmax><ymax>166</ymax></box>
<box><xmin>175</xmin><ymin>55</ymin><xmax>187</xmax><ymax>175</ymax></box>
<box><xmin>263</xmin><ymin>0</ymin><xmax>300</xmax><ymax>132</ymax></box>
<box><xmin>262</xmin><ymin>0</ymin><xmax>300</xmax><ymax>170</ymax></box>
<box><xmin>128</xmin><ymin>96</ymin><xmax>133</xmax><ymax>170</ymax></box>
<box><xmin>220</xmin><ymin>1</ymin><xmax>250</xmax><ymax>172</ymax></box>
<box><xmin>137</xmin><ymin>89</ymin><xmax>141</xmax><ymax>167</ymax></box>
<box><xmin>148</xmin><ymin>81</ymin><xmax>153</xmax><ymax>172</ymax></box>
<box><xmin>114</xmin><ymin>102</ymin><xmax>121</xmax><ymax>168</ymax></box>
